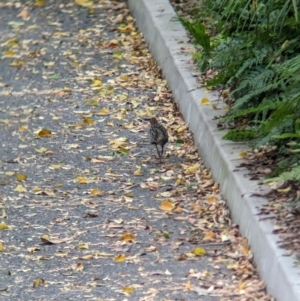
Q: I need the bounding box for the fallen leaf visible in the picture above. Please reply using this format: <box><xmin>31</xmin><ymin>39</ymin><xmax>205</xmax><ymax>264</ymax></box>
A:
<box><xmin>14</xmin><ymin>185</ymin><xmax>27</xmax><ymax>192</ymax></box>
<box><xmin>33</xmin><ymin>278</ymin><xmax>46</xmax><ymax>287</ymax></box>
<box><xmin>0</xmin><ymin>223</ymin><xmax>8</xmax><ymax>230</ymax></box>
<box><xmin>16</xmin><ymin>173</ymin><xmax>27</xmax><ymax>181</ymax></box>
<box><xmin>160</xmin><ymin>200</ymin><xmax>175</xmax><ymax>211</ymax></box>
<box><xmin>122</xmin><ymin>286</ymin><xmax>135</xmax><ymax>295</ymax></box>
<box><xmin>37</xmin><ymin>128</ymin><xmax>52</xmax><ymax>138</ymax></box>
<box><xmin>201</xmin><ymin>97</ymin><xmax>210</xmax><ymax>105</ymax></box>
<box><xmin>114</xmin><ymin>254</ymin><xmax>126</xmax><ymax>262</ymax></box>
<box><xmin>192</xmin><ymin>247</ymin><xmax>206</xmax><ymax>256</ymax></box>
<box><xmin>203</xmin><ymin>231</ymin><xmax>216</xmax><ymax>241</ymax></box>
<box><xmin>40</xmin><ymin>234</ymin><xmax>74</xmax><ymax>244</ymax></box>
<box><xmin>120</xmin><ymin>233</ymin><xmax>135</xmax><ymax>242</ymax></box>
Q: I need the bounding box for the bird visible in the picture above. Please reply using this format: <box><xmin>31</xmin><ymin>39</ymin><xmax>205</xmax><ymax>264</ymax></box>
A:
<box><xmin>149</xmin><ymin>117</ymin><xmax>168</xmax><ymax>162</ymax></box>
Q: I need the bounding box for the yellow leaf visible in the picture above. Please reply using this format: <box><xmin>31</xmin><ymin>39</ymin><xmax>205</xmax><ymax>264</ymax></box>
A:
<box><xmin>78</xmin><ymin>243</ymin><xmax>89</xmax><ymax>249</ymax></box>
<box><xmin>49</xmin><ymin>163</ymin><xmax>63</xmax><ymax>170</ymax></box>
<box><xmin>98</xmin><ymin>108</ymin><xmax>110</xmax><ymax>116</ymax></box>
<box><xmin>35</xmin><ymin>147</ymin><xmax>48</xmax><ymax>153</ymax></box>
<box><xmin>114</xmin><ymin>254</ymin><xmax>126</xmax><ymax>262</ymax></box>
<box><xmin>175</xmin><ymin>176</ymin><xmax>185</xmax><ymax>186</ymax></box>
<box><xmin>14</xmin><ymin>184</ymin><xmax>27</xmax><ymax>192</ymax></box>
<box><xmin>184</xmin><ymin>163</ymin><xmax>200</xmax><ymax>175</ymax></box>
<box><xmin>37</xmin><ymin>128</ymin><xmax>52</xmax><ymax>138</ymax></box>
<box><xmin>133</xmin><ymin>168</ymin><xmax>143</xmax><ymax>176</ymax></box>
<box><xmin>19</xmin><ymin>125</ymin><xmax>28</xmax><ymax>132</ymax></box>
<box><xmin>277</xmin><ymin>187</ymin><xmax>291</xmax><ymax>193</ymax></box>
<box><xmin>109</xmin><ymin>137</ymin><xmax>127</xmax><ymax>149</ymax></box>
<box><xmin>146</xmin><ymin>107</ymin><xmax>153</xmax><ymax>116</ymax></box>
<box><xmin>10</xmin><ymin>60</ymin><xmax>25</xmax><ymax>67</ymax></box>
<box><xmin>239</xmin><ymin>151</ymin><xmax>248</xmax><ymax>158</ymax></box>
<box><xmin>77</xmin><ymin>177</ymin><xmax>87</xmax><ymax>184</ymax></box>
<box><xmin>192</xmin><ymin>247</ymin><xmax>206</xmax><ymax>256</ymax></box>
<box><xmin>201</xmin><ymin>97</ymin><xmax>210</xmax><ymax>105</ymax></box>
<box><xmin>0</xmin><ymin>244</ymin><xmax>4</xmax><ymax>251</ymax></box>
<box><xmin>203</xmin><ymin>231</ymin><xmax>216</xmax><ymax>241</ymax></box>
<box><xmin>75</xmin><ymin>0</ymin><xmax>93</xmax><ymax>7</ymax></box>
<box><xmin>5</xmin><ymin>39</ymin><xmax>19</xmax><ymax>46</ymax></box>
<box><xmin>3</xmin><ymin>50</ymin><xmax>16</xmax><ymax>57</ymax></box>
<box><xmin>90</xmin><ymin>188</ymin><xmax>104</xmax><ymax>196</ymax></box>
<box><xmin>91</xmin><ymin>79</ymin><xmax>102</xmax><ymax>87</ymax></box>
<box><xmin>160</xmin><ymin>200</ymin><xmax>175</xmax><ymax>211</ymax></box>
<box><xmin>33</xmin><ymin>278</ymin><xmax>46</xmax><ymax>287</ymax></box>
<box><xmin>0</xmin><ymin>223</ymin><xmax>9</xmax><ymax>230</ymax></box>
<box><xmin>82</xmin><ymin>118</ymin><xmax>95</xmax><ymax>126</ymax></box>
<box><xmin>35</xmin><ymin>0</ymin><xmax>46</xmax><ymax>6</ymax></box>
<box><xmin>122</xmin><ymin>286</ymin><xmax>135</xmax><ymax>294</ymax></box>
<box><xmin>123</xmin><ymin>122</ymin><xmax>134</xmax><ymax>129</ymax></box>
<box><xmin>120</xmin><ymin>233</ymin><xmax>135</xmax><ymax>242</ymax></box>
<box><xmin>16</xmin><ymin>173</ymin><xmax>27</xmax><ymax>181</ymax></box>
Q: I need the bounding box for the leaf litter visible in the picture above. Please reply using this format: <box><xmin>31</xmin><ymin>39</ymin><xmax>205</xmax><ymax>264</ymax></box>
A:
<box><xmin>0</xmin><ymin>0</ymin><xmax>272</xmax><ymax>300</ymax></box>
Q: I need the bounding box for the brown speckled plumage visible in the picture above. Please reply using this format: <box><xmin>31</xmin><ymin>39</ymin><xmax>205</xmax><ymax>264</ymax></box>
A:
<box><xmin>149</xmin><ymin>118</ymin><xmax>168</xmax><ymax>162</ymax></box>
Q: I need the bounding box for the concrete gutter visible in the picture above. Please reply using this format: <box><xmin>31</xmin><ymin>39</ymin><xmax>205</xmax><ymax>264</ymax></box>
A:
<box><xmin>128</xmin><ymin>0</ymin><xmax>300</xmax><ymax>300</ymax></box>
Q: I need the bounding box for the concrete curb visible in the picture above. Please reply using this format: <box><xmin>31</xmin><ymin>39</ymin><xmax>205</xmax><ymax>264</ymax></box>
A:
<box><xmin>128</xmin><ymin>0</ymin><xmax>300</xmax><ymax>300</ymax></box>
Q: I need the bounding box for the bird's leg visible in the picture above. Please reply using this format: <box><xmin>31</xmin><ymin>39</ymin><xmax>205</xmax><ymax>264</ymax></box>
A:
<box><xmin>155</xmin><ymin>144</ymin><xmax>160</xmax><ymax>159</ymax></box>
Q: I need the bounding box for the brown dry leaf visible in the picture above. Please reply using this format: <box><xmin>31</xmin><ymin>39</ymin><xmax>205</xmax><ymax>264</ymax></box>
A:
<box><xmin>206</xmin><ymin>195</ymin><xmax>218</xmax><ymax>204</ymax></box>
<box><xmin>114</xmin><ymin>254</ymin><xmax>126</xmax><ymax>262</ymax></box>
<box><xmin>192</xmin><ymin>247</ymin><xmax>207</xmax><ymax>256</ymax></box>
<box><xmin>37</xmin><ymin>128</ymin><xmax>52</xmax><ymax>138</ymax></box>
<box><xmin>122</xmin><ymin>286</ymin><xmax>135</xmax><ymax>295</ymax></box>
<box><xmin>201</xmin><ymin>97</ymin><xmax>210</xmax><ymax>105</ymax></box>
<box><xmin>203</xmin><ymin>231</ymin><xmax>217</xmax><ymax>241</ymax></box>
<box><xmin>0</xmin><ymin>223</ymin><xmax>8</xmax><ymax>230</ymax></box>
<box><xmin>27</xmin><ymin>247</ymin><xmax>40</xmax><ymax>253</ymax></box>
<box><xmin>85</xmin><ymin>211</ymin><xmax>99</xmax><ymax>218</ymax></box>
<box><xmin>120</xmin><ymin>233</ymin><xmax>135</xmax><ymax>242</ymax></box>
<box><xmin>16</xmin><ymin>173</ymin><xmax>27</xmax><ymax>181</ymax></box>
<box><xmin>75</xmin><ymin>262</ymin><xmax>84</xmax><ymax>271</ymax></box>
<box><xmin>17</xmin><ymin>9</ymin><xmax>29</xmax><ymax>20</ymax></box>
<box><xmin>33</xmin><ymin>278</ymin><xmax>46</xmax><ymax>287</ymax></box>
<box><xmin>40</xmin><ymin>234</ymin><xmax>74</xmax><ymax>244</ymax></box>
<box><xmin>14</xmin><ymin>184</ymin><xmax>27</xmax><ymax>192</ymax></box>
<box><xmin>160</xmin><ymin>200</ymin><xmax>175</xmax><ymax>211</ymax></box>
<box><xmin>107</xmin><ymin>39</ymin><xmax>119</xmax><ymax>48</ymax></box>
<box><xmin>185</xmin><ymin>280</ymin><xmax>192</xmax><ymax>291</ymax></box>
<box><xmin>54</xmin><ymin>252</ymin><xmax>68</xmax><ymax>257</ymax></box>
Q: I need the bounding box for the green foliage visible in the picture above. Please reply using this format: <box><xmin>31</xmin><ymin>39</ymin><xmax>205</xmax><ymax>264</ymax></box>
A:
<box><xmin>179</xmin><ymin>0</ymin><xmax>300</xmax><ymax>182</ymax></box>
<box><xmin>222</xmin><ymin>129</ymin><xmax>256</xmax><ymax>141</ymax></box>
